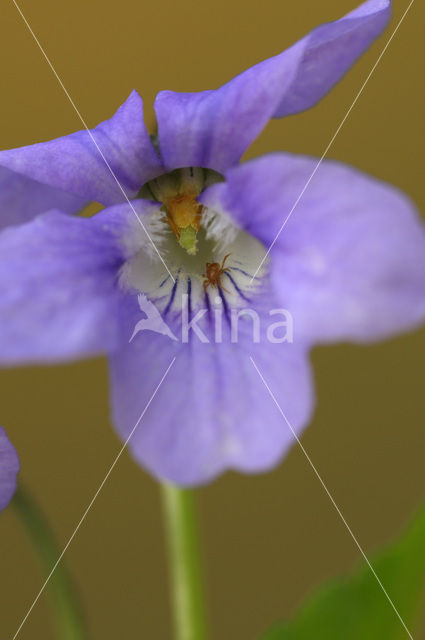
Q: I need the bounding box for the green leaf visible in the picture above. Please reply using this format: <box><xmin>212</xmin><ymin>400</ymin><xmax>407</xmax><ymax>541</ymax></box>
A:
<box><xmin>261</xmin><ymin>506</ymin><xmax>425</xmax><ymax>640</ymax></box>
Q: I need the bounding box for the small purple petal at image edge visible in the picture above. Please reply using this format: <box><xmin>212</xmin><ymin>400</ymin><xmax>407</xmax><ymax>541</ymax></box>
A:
<box><xmin>0</xmin><ymin>426</ymin><xmax>19</xmax><ymax>512</ymax></box>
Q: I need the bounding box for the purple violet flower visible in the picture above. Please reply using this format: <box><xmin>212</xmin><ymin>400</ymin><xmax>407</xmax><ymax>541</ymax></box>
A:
<box><xmin>0</xmin><ymin>0</ymin><xmax>424</xmax><ymax>485</ymax></box>
<box><xmin>0</xmin><ymin>427</ymin><xmax>19</xmax><ymax>511</ymax></box>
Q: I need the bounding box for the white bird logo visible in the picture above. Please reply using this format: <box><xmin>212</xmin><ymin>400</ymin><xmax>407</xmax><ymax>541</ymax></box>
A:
<box><xmin>129</xmin><ymin>294</ymin><xmax>179</xmax><ymax>343</ymax></box>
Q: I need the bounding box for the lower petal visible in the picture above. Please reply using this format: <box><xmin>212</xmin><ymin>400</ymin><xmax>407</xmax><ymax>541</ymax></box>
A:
<box><xmin>108</xmin><ymin>295</ymin><xmax>314</xmax><ymax>486</ymax></box>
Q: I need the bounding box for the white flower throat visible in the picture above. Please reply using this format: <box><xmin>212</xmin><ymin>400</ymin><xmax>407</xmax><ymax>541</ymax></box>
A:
<box><xmin>120</xmin><ymin>167</ymin><xmax>269</xmax><ymax>314</ymax></box>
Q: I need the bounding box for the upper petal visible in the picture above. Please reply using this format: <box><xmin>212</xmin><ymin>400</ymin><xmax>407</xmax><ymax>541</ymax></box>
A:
<box><xmin>155</xmin><ymin>0</ymin><xmax>391</xmax><ymax>173</ymax></box>
<box><xmin>0</xmin><ymin>166</ymin><xmax>86</xmax><ymax>231</ymax></box>
<box><xmin>108</xmin><ymin>293</ymin><xmax>314</xmax><ymax>486</ymax></box>
<box><xmin>0</xmin><ymin>202</ymin><xmax>152</xmax><ymax>364</ymax></box>
<box><xmin>202</xmin><ymin>153</ymin><xmax>425</xmax><ymax>344</ymax></box>
<box><xmin>0</xmin><ymin>427</ymin><xmax>19</xmax><ymax>512</ymax></box>
<box><xmin>274</xmin><ymin>0</ymin><xmax>392</xmax><ymax>118</ymax></box>
<box><xmin>0</xmin><ymin>91</ymin><xmax>163</xmax><ymax>206</ymax></box>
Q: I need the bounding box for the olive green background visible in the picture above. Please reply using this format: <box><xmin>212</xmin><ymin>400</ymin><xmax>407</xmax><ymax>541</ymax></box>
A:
<box><xmin>1</xmin><ymin>0</ymin><xmax>424</xmax><ymax>638</ymax></box>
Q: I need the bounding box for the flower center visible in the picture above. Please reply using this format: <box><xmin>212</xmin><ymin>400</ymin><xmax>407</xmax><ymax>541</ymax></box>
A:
<box><xmin>140</xmin><ymin>167</ymin><xmax>221</xmax><ymax>256</ymax></box>
<box><xmin>122</xmin><ymin>167</ymin><xmax>269</xmax><ymax>314</ymax></box>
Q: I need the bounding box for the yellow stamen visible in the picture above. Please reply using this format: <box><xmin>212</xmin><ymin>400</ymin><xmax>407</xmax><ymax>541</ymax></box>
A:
<box><xmin>164</xmin><ymin>193</ymin><xmax>204</xmax><ymax>255</ymax></box>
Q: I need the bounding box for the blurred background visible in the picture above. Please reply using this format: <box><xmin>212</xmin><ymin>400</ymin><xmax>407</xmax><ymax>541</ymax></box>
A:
<box><xmin>0</xmin><ymin>0</ymin><xmax>424</xmax><ymax>638</ymax></box>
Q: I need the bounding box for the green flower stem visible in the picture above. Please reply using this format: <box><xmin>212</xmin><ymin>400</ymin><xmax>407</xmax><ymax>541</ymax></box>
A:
<box><xmin>13</xmin><ymin>485</ymin><xmax>88</xmax><ymax>640</ymax></box>
<box><xmin>161</xmin><ymin>484</ymin><xmax>208</xmax><ymax>640</ymax></box>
